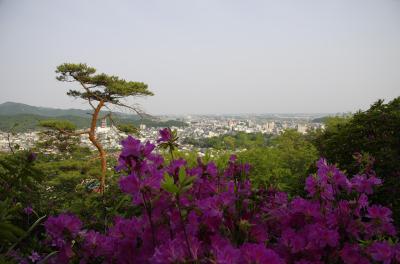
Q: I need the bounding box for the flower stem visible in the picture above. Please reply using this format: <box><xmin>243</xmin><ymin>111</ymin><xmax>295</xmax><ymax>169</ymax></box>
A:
<box><xmin>141</xmin><ymin>191</ymin><xmax>157</xmax><ymax>248</ymax></box>
<box><xmin>176</xmin><ymin>195</ymin><xmax>193</xmax><ymax>260</ymax></box>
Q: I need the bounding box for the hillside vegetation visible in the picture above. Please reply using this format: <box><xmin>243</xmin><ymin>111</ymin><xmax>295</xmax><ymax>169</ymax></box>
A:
<box><xmin>0</xmin><ymin>102</ymin><xmax>187</xmax><ymax>132</ymax></box>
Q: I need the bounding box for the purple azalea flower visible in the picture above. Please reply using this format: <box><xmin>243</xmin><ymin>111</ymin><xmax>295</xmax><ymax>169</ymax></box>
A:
<box><xmin>167</xmin><ymin>158</ymin><xmax>186</xmax><ymax>176</ymax></box>
<box><xmin>157</xmin><ymin>128</ymin><xmax>172</xmax><ymax>143</ymax></box>
<box><xmin>368</xmin><ymin>241</ymin><xmax>394</xmax><ymax>264</ymax></box>
<box><xmin>358</xmin><ymin>193</ymin><xmax>369</xmax><ymax>208</ymax></box>
<box><xmin>320</xmin><ymin>183</ymin><xmax>334</xmax><ymax>201</ymax></box>
<box><xmin>117</xmin><ymin>136</ymin><xmax>156</xmax><ymax>172</ymax></box>
<box><xmin>206</xmin><ymin>162</ymin><xmax>218</xmax><ymax>177</ymax></box>
<box><xmin>120</xmin><ymin>136</ymin><xmax>142</xmax><ymax>158</ymax></box>
<box><xmin>214</xmin><ymin>244</ymin><xmax>241</xmax><ymax>263</ymax></box>
<box><xmin>281</xmin><ymin>228</ymin><xmax>306</xmax><ymax>253</ymax></box>
<box><xmin>23</xmin><ymin>206</ymin><xmax>33</xmax><ymax>215</ymax></box>
<box><xmin>44</xmin><ymin>213</ymin><xmax>82</xmax><ymax>240</ymax></box>
<box><xmin>151</xmin><ymin>237</ymin><xmax>188</xmax><ymax>263</ymax></box>
<box><xmin>332</xmin><ymin>168</ymin><xmax>352</xmax><ymax>191</ymax></box>
<box><xmin>39</xmin><ymin>142</ymin><xmax>400</xmax><ymax>263</ymax></box>
<box><xmin>81</xmin><ymin>230</ymin><xmax>114</xmax><ymax>260</ymax></box>
<box><xmin>27</xmin><ymin>152</ymin><xmax>37</xmax><ymax>162</ymax></box>
<box><xmin>120</xmin><ymin>173</ymin><xmax>143</xmax><ymax>204</ymax></box>
<box><xmin>367</xmin><ymin>205</ymin><xmax>393</xmax><ymax>223</ymax></box>
<box><xmin>351</xmin><ymin>174</ymin><xmax>382</xmax><ymax>195</ymax></box>
<box><xmin>211</xmin><ymin>235</ymin><xmax>240</xmax><ymax>264</ymax></box>
<box><xmin>305</xmin><ymin>175</ymin><xmax>318</xmax><ymax>196</ymax></box>
<box><xmin>28</xmin><ymin>251</ymin><xmax>41</xmax><ymax>262</ymax></box>
<box><xmin>240</xmin><ymin>243</ymin><xmax>284</xmax><ymax>264</ymax></box>
<box><xmin>307</xmin><ymin>223</ymin><xmax>340</xmax><ymax>249</ymax></box>
<box><xmin>340</xmin><ymin>243</ymin><xmax>370</xmax><ymax>264</ymax></box>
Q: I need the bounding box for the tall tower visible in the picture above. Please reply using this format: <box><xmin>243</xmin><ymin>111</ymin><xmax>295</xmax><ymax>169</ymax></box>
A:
<box><xmin>101</xmin><ymin>117</ymin><xmax>107</xmax><ymax>128</ymax></box>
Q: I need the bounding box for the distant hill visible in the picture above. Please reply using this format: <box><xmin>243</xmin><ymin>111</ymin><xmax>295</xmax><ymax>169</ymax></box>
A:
<box><xmin>0</xmin><ymin>114</ymin><xmax>93</xmax><ymax>132</ymax></box>
<box><xmin>311</xmin><ymin>113</ymin><xmax>352</xmax><ymax>123</ymax></box>
<box><xmin>0</xmin><ymin>102</ymin><xmax>187</xmax><ymax>132</ymax></box>
<box><xmin>311</xmin><ymin>116</ymin><xmax>329</xmax><ymax>123</ymax></box>
<box><xmin>0</xmin><ymin>102</ymin><xmax>90</xmax><ymax>117</ymax></box>
<box><xmin>0</xmin><ymin>101</ymin><xmax>137</xmax><ymax>118</ymax></box>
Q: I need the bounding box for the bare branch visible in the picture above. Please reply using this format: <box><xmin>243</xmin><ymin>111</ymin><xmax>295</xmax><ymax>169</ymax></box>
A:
<box><xmin>113</xmin><ymin>102</ymin><xmax>145</xmax><ymax>119</ymax></box>
<box><xmin>103</xmin><ymin>112</ymin><xmax>118</xmax><ymax>130</ymax></box>
<box><xmin>75</xmin><ymin>78</ymin><xmax>103</xmax><ymax>102</ymax></box>
<box><xmin>88</xmin><ymin>98</ymin><xmax>96</xmax><ymax>110</ymax></box>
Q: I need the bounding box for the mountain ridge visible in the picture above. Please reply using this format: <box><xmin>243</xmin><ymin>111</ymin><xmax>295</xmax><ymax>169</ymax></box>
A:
<box><xmin>0</xmin><ymin>101</ymin><xmax>138</xmax><ymax>118</ymax></box>
<box><xmin>0</xmin><ymin>102</ymin><xmax>186</xmax><ymax>132</ymax></box>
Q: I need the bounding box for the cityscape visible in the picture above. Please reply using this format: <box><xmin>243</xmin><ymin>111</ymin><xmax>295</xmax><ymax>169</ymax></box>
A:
<box><xmin>0</xmin><ymin>113</ymin><xmax>326</xmax><ymax>153</ymax></box>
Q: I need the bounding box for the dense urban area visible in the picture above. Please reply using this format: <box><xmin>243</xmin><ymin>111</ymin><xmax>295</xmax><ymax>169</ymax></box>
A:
<box><xmin>0</xmin><ymin>113</ymin><xmax>326</xmax><ymax>153</ymax></box>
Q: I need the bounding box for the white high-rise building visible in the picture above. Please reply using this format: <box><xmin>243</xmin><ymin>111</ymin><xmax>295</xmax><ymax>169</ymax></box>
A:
<box><xmin>297</xmin><ymin>124</ymin><xmax>308</xmax><ymax>134</ymax></box>
<box><xmin>101</xmin><ymin>118</ymin><xmax>107</xmax><ymax>128</ymax></box>
<box><xmin>97</xmin><ymin>117</ymin><xmax>111</xmax><ymax>133</ymax></box>
<box><xmin>263</xmin><ymin>121</ymin><xmax>275</xmax><ymax>133</ymax></box>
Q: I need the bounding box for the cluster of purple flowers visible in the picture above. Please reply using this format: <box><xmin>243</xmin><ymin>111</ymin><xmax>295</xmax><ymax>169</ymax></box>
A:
<box><xmin>43</xmin><ymin>130</ymin><xmax>400</xmax><ymax>263</ymax></box>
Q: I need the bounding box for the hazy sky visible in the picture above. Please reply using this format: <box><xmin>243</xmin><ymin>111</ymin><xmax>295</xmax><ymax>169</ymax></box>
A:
<box><xmin>0</xmin><ymin>0</ymin><xmax>399</xmax><ymax>114</ymax></box>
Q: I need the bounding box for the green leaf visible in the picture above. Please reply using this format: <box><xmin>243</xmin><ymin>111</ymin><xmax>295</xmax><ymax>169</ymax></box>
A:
<box><xmin>38</xmin><ymin>251</ymin><xmax>59</xmax><ymax>264</ymax></box>
<box><xmin>178</xmin><ymin>167</ymin><xmax>186</xmax><ymax>183</ymax></box>
<box><xmin>180</xmin><ymin>184</ymin><xmax>193</xmax><ymax>193</ymax></box>
<box><xmin>162</xmin><ymin>173</ymin><xmax>178</xmax><ymax>194</ymax></box>
<box><xmin>182</xmin><ymin>176</ymin><xmax>196</xmax><ymax>186</ymax></box>
<box><xmin>7</xmin><ymin>215</ymin><xmax>47</xmax><ymax>253</ymax></box>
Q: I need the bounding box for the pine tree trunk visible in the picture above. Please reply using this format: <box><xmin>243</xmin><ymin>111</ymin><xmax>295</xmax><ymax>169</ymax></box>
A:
<box><xmin>89</xmin><ymin>100</ymin><xmax>107</xmax><ymax>193</ymax></box>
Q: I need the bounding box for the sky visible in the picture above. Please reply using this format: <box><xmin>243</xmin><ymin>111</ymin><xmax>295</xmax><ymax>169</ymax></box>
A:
<box><xmin>0</xmin><ymin>0</ymin><xmax>399</xmax><ymax>115</ymax></box>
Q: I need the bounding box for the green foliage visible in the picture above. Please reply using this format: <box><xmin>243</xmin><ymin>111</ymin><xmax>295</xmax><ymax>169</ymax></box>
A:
<box><xmin>117</xmin><ymin>123</ymin><xmax>140</xmax><ymax>135</ymax></box>
<box><xmin>162</xmin><ymin>173</ymin><xmax>179</xmax><ymax>194</ymax></box>
<box><xmin>169</xmin><ymin>149</ymin><xmax>231</xmax><ymax>171</ymax></box>
<box><xmin>183</xmin><ymin>132</ymin><xmax>272</xmax><ymax>150</ymax></box>
<box><xmin>56</xmin><ymin>63</ymin><xmax>153</xmax><ymax>104</ymax></box>
<box><xmin>35</xmin><ymin>158</ymin><xmax>98</xmax><ymax>211</ymax></box>
<box><xmin>0</xmin><ymin>113</ymin><xmax>188</xmax><ymax>132</ymax></box>
<box><xmin>162</xmin><ymin>167</ymin><xmax>195</xmax><ymax>195</ymax></box>
<box><xmin>36</xmin><ymin>120</ymin><xmax>82</xmax><ymax>156</ymax></box>
<box><xmin>0</xmin><ymin>101</ymin><xmax>92</xmax><ymax>117</ymax></box>
<box><xmin>135</xmin><ymin>119</ymin><xmax>187</xmax><ymax>129</ymax></box>
<box><xmin>0</xmin><ymin>152</ymin><xmax>44</xmax><ymax>207</ymax></box>
<box><xmin>39</xmin><ymin>119</ymin><xmax>77</xmax><ymax>131</ymax></box>
<box><xmin>0</xmin><ymin>199</ymin><xmax>25</xmax><ymax>250</ymax></box>
<box><xmin>238</xmin><ymin>130</ymin><xmax>318</xmax><ymax>195</ymax></box>
<box><xmin>32</xmin><ymin>152</ymin><xmax>134</xmax><ymax>229</ymax></box>
<box><xmin>311</xmin><ymin>113</ymin><xmax>351</xmax><ymax>124</ymax></box>
<box><xmin>0</xmin><ymin>114</ymin><xmax>91</xmax><ymax>132</ymax></box>
<box><xmin>64</xmin><ymin>174</ymin><xmax>136</xmax><ymax>230</ymax></box>
<box><xmin>322</xmin><ymin>116</ymin><xmax>351</xmax><ymax>133</ymax></box>
<box><xmin>158</xmin><ymin>128</ymin><xmax>179</xmax><ymax>154</ymax></box>
<box><xmin>313</xmin><ymin>97</ymin><xmax>400</xmax><ymax>225</ymax></box>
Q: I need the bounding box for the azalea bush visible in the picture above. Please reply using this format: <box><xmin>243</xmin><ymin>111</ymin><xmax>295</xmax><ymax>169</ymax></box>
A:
<box><xmin>16</xmin><ymin>129</ymin><xmax>400</xmax><ymax>263</ymax></box>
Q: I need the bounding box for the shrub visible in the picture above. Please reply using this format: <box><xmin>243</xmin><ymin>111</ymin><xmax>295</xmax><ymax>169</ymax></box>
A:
<box><xmin>34</xmin><ymin>131</ymin><xmax>400</xmax><ymax>264</ymax></box>
<box><xmin>313</xmin><ymin>97</ymin><xmax>400</xmax><ymax>226</ymax></box>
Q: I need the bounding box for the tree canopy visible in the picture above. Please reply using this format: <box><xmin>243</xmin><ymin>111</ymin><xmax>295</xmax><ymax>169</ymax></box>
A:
<box><xmin>313</xmin><ymin>97</ymin><xmax>400</xmax><ymax>225</ymax></box>
<box><xmin>56</xmin><ymin>63</ymin><xmax>153</xmax><ymax>107</ymax></box>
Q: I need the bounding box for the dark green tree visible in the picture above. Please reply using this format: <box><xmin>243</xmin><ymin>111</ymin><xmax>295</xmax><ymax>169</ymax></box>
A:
<box><xmin>238</xmin><ymin>130</ymin><xmax>318</xmax><ymax>195</ymax></box>
<box><xmin>117</xmin><ymin>123</ymin><xmax>140</xmax><ymax>135</ymax></box>
<box><xmin>54</xmin><ymin>63</ymin><xmax>153</xmax><ymax>193</ymax></box>
<box><xmin>0</xmin><ymin>151</ymin><xmax>44</xmax><ymax>210</ymax></box>
<box><xmin>313</xmin><ymin>97</ymin><xmax>400</xmax><ymax>225</ymax></box>
<box><xmin>37</xmin><ymin>120</ymin><xmax>80</xmax><ymax>156</ymax></box>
